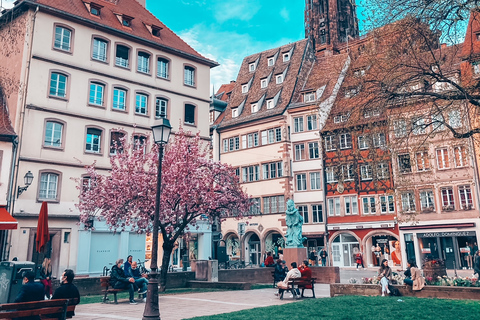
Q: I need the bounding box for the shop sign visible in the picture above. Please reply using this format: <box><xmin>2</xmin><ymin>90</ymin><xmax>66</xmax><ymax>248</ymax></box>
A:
<box><xmin>460</xmin><ymin>247</ymin><xmax>470</xmax><ymax>253</ymax></box>
<box><xmin>421</xmin><ymin>248</ymin><xmax>431</xmax><ymax>253</ymax></box>
<box><xmin>376</xmin><ymin>239</ymin><xmax>389</xmax><ymax>243</ymax></box>
<box><xmin>417</xmin><ymin>231</ymin><xmax>476</xmax><ymax>238</ymax></box>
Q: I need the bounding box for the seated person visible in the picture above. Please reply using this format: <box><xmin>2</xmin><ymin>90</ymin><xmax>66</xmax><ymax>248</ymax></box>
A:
<box><xmin>124</xmin><ymin>255</ymin><xmax>133</xmax><ymax>277</ymax></box>
<box><xmin>50</xmin><ymin>269</ymin><xmax>80</xmax><ymax>318</ymax></box>
<box><xmin>277</xmin><ymin>262</ymin><xmax>301</xmax><ymax>290</ymax></box>
<box><xmin>14</xmin><ymin>270</ymin><xmax>44</xmax><ymax>320</ymax></box>
<box><xmin>403</xmin><ymin>259</ymin><xmax>425</xmax><ymax>291</ymax></box>
<box><xmin>128</xmin><ymin>261</ymin><xmax>148</xmax><ymax>295</ymax></box>
<box><xmin>299</xmin><ymin>260</ymin><xmax>312</xmax><ymax>282</ymax></box>
<box><xmin>110</xmin><ymin>258</ymin><xmax>137</xmax><ymax>304</ymax></box>
<box><xmin>264</xmin><ymin>252</ymin><xmax>275</xmax><ymax>267</ymax></box>
<box><xmin>273</xmin><ymin>259</ymin><xmax>288</xmax><ymax>282</ymax></box>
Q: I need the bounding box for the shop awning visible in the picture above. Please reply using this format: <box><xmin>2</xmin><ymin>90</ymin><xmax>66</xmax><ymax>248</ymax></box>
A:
<box><xmin>0</xmin><ymin>207</ymin><xmax>17</xmax><ymax>230</ymax></box>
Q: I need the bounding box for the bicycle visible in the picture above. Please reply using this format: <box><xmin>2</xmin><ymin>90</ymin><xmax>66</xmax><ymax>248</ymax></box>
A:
<box><xmin>137</xmin><ymin>259</ymin><xmax>150</xmax><ymax>274</ymax></box>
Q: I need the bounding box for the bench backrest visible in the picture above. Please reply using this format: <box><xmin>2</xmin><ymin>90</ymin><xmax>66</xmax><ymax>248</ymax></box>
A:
<box><xmin>0</xmin><ymin>299</ymin><xmax>68</xmax><ymax>319</ymax></box>
<box><xmin>100</xmin><ymin>276</ymin><xmax>111</xmax><ymax>287</ymax></box>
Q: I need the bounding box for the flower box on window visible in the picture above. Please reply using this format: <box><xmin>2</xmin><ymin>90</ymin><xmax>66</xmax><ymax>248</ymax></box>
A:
<box><xmin>442</xmin><ymin>206</ymin><xmax>455</xmax><ymax>212</ymax></box>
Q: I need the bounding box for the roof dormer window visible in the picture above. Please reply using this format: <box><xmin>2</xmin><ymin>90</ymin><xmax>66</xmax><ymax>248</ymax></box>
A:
<box><xmin>122</xmin><ymin>15</ymin><xmax>133</xmax><ymax>27</ymax></box>
<box><xmin>91</xmin><ymin>6</ymin><xmax>101</xmax><ymax>16</ymax></box>
<box><xmin>283</xmin><ymin>53</ymin><xmax>290</xmax><ymax>62</ymax></box>
<box><xmin>268</xmin><ymin>57</ymin><xmax>275</xmax><ymax>66</ymax></box>
<box><xmin>261</xmin><ymin>78</ymin><xmax>268</xmax><ymax>89</ymax></box>
<box><xmin>251</xmin><ymin>103</ymin><xmax>259</xmax><ymax>113</ymax></box>
<box><xmin>276</xmin><ymin>74</ymin><xmax>283</xmax><ymax>84</ymax></box>
<box><xmin>249</xmin><ymin>63</ymin><xmax>256</xmax><ymax>72</ymax></box>
<box><xmin>232</xmin><ymin>108</ymin><xmax>238</xmax><ymax>118</ymax></box>
<box><xmin>242</xmin><ymin>84</ymin><xmax>248</xmax><ymax>94</ymax></box>
<box><xmin>151</xmin><ymin>26</ymin><xmax>161</xmax><ymax>37</ymax></box>
<box><xmin>304</xmin><ymin>92</ymin><xmax>315</xmax><ymax>103</ymax></box>
<box><xmin>266</xmin><ymin>99</ymin><xmax>275</xmax><ymax>109</ymax></box>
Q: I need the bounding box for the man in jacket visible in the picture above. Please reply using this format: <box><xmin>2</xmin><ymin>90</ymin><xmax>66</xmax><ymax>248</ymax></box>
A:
<box><xmin>110</xmin><ymin>258</ymin><xmax>137</xmax><ymax>304</ymax></box>
<box><xmin>128</xmin><ymin>261</ymin><xmax>148</xmax><ymax>296</ymax></box>
<box><xmin>14</xmin><ymin>270</ymin><xmax>44</xmax><ymax>320</ymax></box>
<box><xmin>319</xmin><ymin>248</ymin><xmax>328</xmax><ymax>266</ymax></box>
<box><xmin>51</xmin><ymin>269</ymin><xmax>80</xmax><ymax>317</ymax></box>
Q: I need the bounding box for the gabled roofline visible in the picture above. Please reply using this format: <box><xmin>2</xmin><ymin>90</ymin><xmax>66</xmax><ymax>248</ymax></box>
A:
<box><xmin>15</xmin><ymin>0</ymin><xmax>218</xmax><ymax>68</ymax></box>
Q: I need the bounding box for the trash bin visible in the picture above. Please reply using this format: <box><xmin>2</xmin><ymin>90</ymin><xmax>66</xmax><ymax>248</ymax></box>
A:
<box><xmin>0</xmin><ymin>261</ymin><xmax>36</xmax><ymax>303</ymax></box>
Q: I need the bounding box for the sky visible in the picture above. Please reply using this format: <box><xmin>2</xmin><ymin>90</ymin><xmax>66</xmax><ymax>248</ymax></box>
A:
<box><xmin>0</xmin><ymin>0</ymin><xmax>367</xmax><ymax>91</ymax></box>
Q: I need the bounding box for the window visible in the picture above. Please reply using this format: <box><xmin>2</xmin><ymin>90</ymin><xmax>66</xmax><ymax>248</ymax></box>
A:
<box><xmin>90</xmin><ymin>5</ymin><xmax>101</xmax><ymax>16</ymax></box>
<box><xmin>448</xmin><ymin>109</ymin><xmax>461</xmax><ymax>128</ymax></box>
<box><xmin>341</xmin><ymin>164</ymin><xmax>354</xmax><ymax>181</ymax></box>
<box><xmin>251</xmin><ymin>103</ymin><xmax>259</xmax><ymax>113</ymax></box>
<box><xmin>380</xmin><ymin>195</ymin><xmax>395</xmax><ymax>214</ymax></box>
<box><xmin>401</xmin><ymin>192</ymin><xmax>416</xmax><ymax>212</ymax></box>
<box><xmin>44</xmin><ymin>121</ymin><xmax>63</xmax><ymax>148</ymax></box>
<box><xmin>228</xmin><ymin>136</ymin><xmax>240</xmax><ymax>151</ymax></box>
<box><xmin>326</xmin><ymin>167</ymin><xmax>337</xmax><ymax>183</ymax></box>
<box><xmin>416</xmin><ymin>151</ymin><xmax>430</xmax><ymax>171</ymax></box>
<box><xmin>54</xmin><ymin>26</ymin><xmax>71</xmax><ymax>51</ymax></box>
<box><xmin>394</xmin><ymin>120</ymin><xmax>407</xmax><ymax>138</ymax></box>
<box><xmin>263</xmin><ymin>195</ymin><xmax>285</xmax><ymax>214</ymax></box>
<box><xmin>473</xmin><ymin>61</ymin><xmax>480</xmax><ymax>74</ymax></box>
<box><xmin>358</xmin><ymin>135</ymin><xmax>369</xmax><ymax>149</ymax></box>
<box><xmin>276</xmin><ymin>74</ymin><xmax>283</xmax><ymax>84</ymax></box>
<box><xmin>304</xmin><ymin>92</ymin><xmax>315</xmax><ymax>102</ymax></box>
<box><xmin>155</xmin><ymin>98</ymin><xmax>168</xmax><ymax>118</ymax></box>
<box><xmin>137</xmin><ymin>52</ymin><xmax>150</xmax><ymax>73</ymax></box>
<box><xmin>157</xmin><ymin>58</ymin><xmax>169</xmax><ymax>79</ymax></box>
<box><xmin>362</xmin><ymin>197</ymin><xmax>376</xmax><ymax>215</ymax></box>
<box><xmin>310</xmin><ymin>172</ymin><xmax>321</xmax><ymax>190</ymax></box>
<box><xmin>339</xmin><ymin>133</ymin><xmax>352</xmax><ymax>149</ymax></box>
<box><xmin>441</xmin><ymin>187</ymin><xmax>455</xmax><ymax>209</ymax></box>
<box><xmin>333</xmin><ymin>113</ymin><xmax>349</xmax><ymax>123</ymax></box>
<box><xmin>459</xmin><ymin>185</ymin><xmax>473</xmax><ymax>209</ymax></box>
<box><xmin>398</xmin><ymin>154</ymin><xmax>411</xmax><ymax>173</ymax></box>
<box><xmin>249</xmin><ymin>198</ymin><xmax>261</xmax><ymax>215</ymax></box>
<box><xmin>113</xmin><ymin>88</ymin><xmax>126</xmax><ymax>110</ymax></box>
<box><xmin>268</xmin><ymin>57</ymin><xmax>275</xmax><ymax>66</ymax></box>
<box><xmin>420</xmin><ymin>190</ymin><xmax>435</xmax><ymax>211</ymax></box>
<box><xmin>324</xmin><ymin>135</ymin><xmax>336</xmax><ymax>151</ymax></box>
<box><xmin>454</xmin><ymin>146</ymin><xmax>468</xmax><ymax>167</ymax></box>
<box><xmin>312</xmin><ymin>204</ymin><xmax>323</xmax><ymax>223</ymax></box>
<box><xmin>283</xmin><ymin>52</ymin><xmax>290</xmax><ymax>62</ymax></box>
<box><xmin>244</xmin><ymin>132</ymin><xmax>259</xmax><ymax>148</ymax></box>
<box><xmin>344</xmin><ymin>87</ymin><xmax>359</xmax><ymax>98</ymax></box>
<box><xmin>262</xmin><ymin>161</ymin><xmax>283</xmax><ymax>179</ymax></box>
<box><xmin>299</xmin><ymin>206</ymin><xmax>309</xmax><ymax>223</ymax></box>
<box><xmin>307</xmin><ymin>115</ymin><xmax>317</xmax><ymax>130</ymax></box>
<box><xmin>242</xmin><ymin>84</ymin><xmax>248</xmax><ymax>93</ymax></box>
<box><xmin>242</xmin><ymin>165</ymin><xmax>259</xmax><ymax>182</ymax></box>
<box><xmin>185</xmin><ymin>104</ymin><xmax>195</xmax><ymax>125</ymax></box>
<box><xmin>372</xmin><ymin>133</ymin><xmax>386</xmax><ymax>147</ymax></box>
<box><xmin>261</xmin><ymin>79</ymin><xmax>267</xmax><ymax>88</ymax></box>
<box><xmin>432</xmin><ymin>113</ymin><xmax>445</xmax><ymax>131</ymax></box>
<box><xmin>436</xmin><ymin>148</ymin><xmax>450</xmax><ymax>169</ymax></box>
<box><xmin>133</xmin><ymin>135</ymin><xmax>147</xmax><ymax>153</ymax></box>
<box><xmin>294</xmin><ymin>117</ymin><xmax>304</xmax><ymax>133</ymax></box>
<box><xmin>110</xmin><ymin>131</ymin><xmax>125</xmax><ymax>155</ymax></box>
<box><xmin>261</xmin><ymin>128</ymin><xmax>282</xmax><ymax>145</ymax></box>
<box><xmin>122</xmin><ymin>16</ymin><xmax>132</xmax><ymax>27</ymax></box>
<box><xmin>39</xmin><ymin>173</ymin><xmax>59</xmax><ymax>200</ymax></box>
<box><xmin>377</xmin><ymin>162</ymin><xmax>389</xmax><ymax>179</ymax></box>
<box><xmin>232</xmin><ymin>108</ymin><xmax>238</xmax><ymax>118</ymax></box>
<box><xmin>249</xmin><ymin>63</ymin><xmax>256</xmax><ymax>72</ymax></box>
<box><xmin>49</xmin><ymin>72</ymin><xmax>67</xmax><ymax>98</ymax></box>
<box><xmin>412</xmin><ymin>118</ymin><xmax>426</xmax><ymax>135</ymax></box>
<box><xmin>294</xmin><ymin>144</ymin><xmax>305</xmax><ymax>160</ymax></box>
<box><xmin>266</xmin><ymin>99</ymin><xmax>275</xmax><ymax>109</ymax></box>
<box><xmin>296</xmin><ymin>174</ymin><xmax>307</xmax><ymax>191</ymax></box>
<box><xmin>89</xmin><ymin>82</ymin><xmax>105</xmax><ymax>106</ymax></box>
<box><xmin>86</xmin><ymin>128</ymin><xmax>102</xmax><ymax>153</ymax></box>
<box><xmin>115</xmin><ymin>45</ymin><xmax>129</xmax><ymax>68</ymax></box>
<box><xmin>308</xmin><ymin>142</ymin><xmax>319</xmax><ymax>159</ymax></box>
<box><xmin>344</xmin><ymin>196</ymin><xmax>358</xmax><ymax>215</ymax></box>
<box><xmin>328</xmin><ymin>198</ymin><xmax>341</xmax><ymax>216</ymax></box>
<box><xmin>135</xmin><ymin>93</ymin><xmax>148</xmax><ymax>115</ymax></box>
<box><xmin>360</xmin><ymin>164</ymin><xmax>373</xmax><ymax>180</ymax></box>
<box><xmin>92</xmin><ymin>38</ymin><xmax>107</xmax><ymax>62</ymax></box>
<box><xmin>184</xmin><ymin>66</ymin><xmax>195</xmax><ymax>86</ymax></box>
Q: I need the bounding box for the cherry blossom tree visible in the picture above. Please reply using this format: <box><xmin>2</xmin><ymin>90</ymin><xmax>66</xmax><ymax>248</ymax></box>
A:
<box><xmin>77</xmin><ymin>128</ymin><xmax>251</xmax><ymax>290</ymax></box>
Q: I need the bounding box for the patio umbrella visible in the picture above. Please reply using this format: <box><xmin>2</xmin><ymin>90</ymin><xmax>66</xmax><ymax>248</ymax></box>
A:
<box><xmin>36</xmin><ymin>201</ymin><xmax>50</xmax><ymax>253</ymax></box>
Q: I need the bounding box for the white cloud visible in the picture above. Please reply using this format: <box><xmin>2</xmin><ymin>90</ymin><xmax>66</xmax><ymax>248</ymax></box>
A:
<box><xmin>1</xmin><ymin>0</ymin><xmax>15</xmax><ymax>9</ymax></box>
<box><xmin>214</xmin><ymin>0</ymin><xmax>261</xmax><ymax>23</ymax></box>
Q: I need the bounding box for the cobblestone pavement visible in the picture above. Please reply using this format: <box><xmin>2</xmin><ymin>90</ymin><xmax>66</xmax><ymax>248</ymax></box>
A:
<box><xmin>74</xmin><ymin>285</ymin><xmax>330</xmax><ymax>320</ymax></box>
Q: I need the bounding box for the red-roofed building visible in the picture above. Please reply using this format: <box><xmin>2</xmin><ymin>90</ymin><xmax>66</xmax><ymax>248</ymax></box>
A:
<box><xmin>0</xmin><ymin>0</ymin><xmax>217</xmax><ymax>275</ymax></box>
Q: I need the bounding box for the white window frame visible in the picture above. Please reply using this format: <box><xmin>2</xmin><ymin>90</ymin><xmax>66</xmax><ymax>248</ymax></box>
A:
<box><xmin>266</xmin><ymin>99</ymin><xmax>274</xmax><ymax>109</ymax></box>
<box><xmin>394</xmin><ymin>120</ymin><xmax>407</xmax><ymax>138</ymax></box>
<box><xmin>294</xmin><ymin>144</ymin><xmax>305</xmax><ymax>161</ymax></box>
<box><xmin>360</xmin><ymin>164</ymin><xmax>373</xmax><ymax>180</ymax></box>
<box><xmin>344</xmin><ymin>196</ymin><xmax>358</xmax><ymax>215</ymax></box>
<box><xmin>420</xmin><ymin>190</ymin><xmax>435</xmax><ymax>211</ymax></box>
<box><xmin>44</xmin><ymin>121</ymin><xmax>63</xmax><ymax>148</ymax></box>
<box><xmin>294</xmin><ymin>117</ymin><xmax>304</xmax><ymax>133</ymax></box>
<box><xmin>341</xmin><ymin>164</ymin><xmax>354</xmax><ymax>181</ymax></box>
<box><xmin>412</xmin><ymin>117</ymin><xmax>426</xmax><ymax>135</ymax></box>
<box><xmin>296</xmin><ymin>173</ymin><xmax>307</xmax><ymax>191</ymax></box>
<box><xmin>54</xmin><ymin>26</ymin><xmax>71</xmax><ymax>51</ymax></box>
<box><xmin>441</xmin><ymin>187</ymin><xmax>455</xmax><ymax>209</ymax></box>
<box><xmin>358</xmin><ymin>135</ymin><xmax>368</xmax><ymax>149</ymax></box>
<box><xmin>401</xmin><ymin>192</ymin><xmax>416</xmax><ymax>212</ymax></box>
<box><xmin>308</xmin><ymin>142</ymin><xmax>319</xmax><ymax>159</ymax></box>
<box><xmin>380</xmin><ymin>195</ymin><xmax>395</xmax><ymax>214</ymax></box>
<box><xmin>362</xmin><ymin>197</ymin><xmax>376</xmax><ymax>215</ymax></box>
<box><xmin>89</xmin><ymin>82</ymin><xmax>104</xmax><ymax>106</ymax></box>
<box><xmin>242</xmin><ymin>84</ymin><xmax>248</xmax><ymax>93</ymax></box>
<box><xmin>459</xmin><ymin>185</ymin><xmax>473</xmax><ymax>209</ymax></box>
<box><xmin>454</xmin><ymin>146</ymin><xmax>468</xmax><ymax>167</ymax></box>
<box><xmin>416</xmin><ymin>151</ymin><xmax>430</xmax><ymax>171</ymax></box>
<box><xmin>268</xmin><ymin>57</ymin><xmax>275</xmax><ymax>66</ymax></box>
<box><xmin>137</xmin><ymin>52</ymin><xmax>150</xmax><ymax>74</ymax></box>
<box><xmin>155</xmin><ymin>98</ymin><xmax>168</xmax><ymax>119</ymax></box>
<box><xmin>436</xmin><ymin>148</ymin><xmax>450</xmax><ymax>169</ymax></box>
<box><xmin>261</xmin><ymin>79</ymin><xmax>268</xmax><ymax>88</ymax></box>
<box><xmin>377</xmin><ymin>162</ymin><xmax>389</xmax><ymax>179</ymax></box>
<box><xmin>113</xmin><ymin>88</ymin><xmax>126</xmax><ymax>110</ymax></box>
<box><xmin>448</xmin><ymin>109</ymin><xmax>462</xmax><ymax>128</ymax></box>
<box><xmin>310</xmin><ymin>172</ymin><xmax>321</xmax><ymax>190</ymax></box>
<box><xmin>39</xmin><ymin>172</ymin><xmax>59</xmax><ymax>200</ymax></box>
<box><xmin>339</xmin><ymin>133</ymin><xmax>352</xmax><ymax>149</ymax></box>
<box><xmin>276</xmin><ymin>74</ymin><xmax>283</xmax><ymax>84</ymax></box>
<box><xmin>324</xmin><ymin>135</ymin><xmax>336</xmax><ymax>151</ymax></box>
<box><xmin>251</xmin><ymin>103</ymin><xmax>259</xmax><ymax>113</ymax></box>
<box><xmin>307</xmin><ymin>115</ymin><xmax>317</xmax><ymax>130</ymax></box>
<box><xmin>326</xmin><ymin>167</ymin><xmax>337</xmax><ymax>183</ymax></box>
<box><xmin>372</xmin><ymin>133</ymin><xmax>386</xmax><ymax>147</ymax></box>
<box><xmin>135</xmin><ymin>93</ymin><xmax>148</xmax><ymax>115</ymax></box>
<box><xmin>232</xmin><ymin>108</ymin><xmax>238</xmax><ymax>118</ymax></box>
<box><xmin>92</xmin><ymin>38</ymin><xmax>108</xmax><ymax>62</ymax></box>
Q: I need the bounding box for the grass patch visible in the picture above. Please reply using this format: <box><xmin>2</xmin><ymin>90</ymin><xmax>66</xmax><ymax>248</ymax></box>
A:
<box><xmin>250</xmin><ymin>284</ymin><xmax>274</xmax><ymax>290</ymax></box>
<box><xmin>187</xmin><ymin>296</ymin><xmax>480</xmax><ymax>320</ymax></box>
<box><xmin>79</xmin><ymin>287</ymin><xmax>226</xmax><ymax>305</ymax></box>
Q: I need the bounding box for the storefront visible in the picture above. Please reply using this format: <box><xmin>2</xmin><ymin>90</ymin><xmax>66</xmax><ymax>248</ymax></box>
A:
<box><xmin>331</xmin><ymin>233</ymin><xmax>360</xmax><ymax>267</ymax></box>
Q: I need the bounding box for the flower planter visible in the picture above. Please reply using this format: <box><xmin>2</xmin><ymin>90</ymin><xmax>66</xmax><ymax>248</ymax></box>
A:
<box><xmin>423</xmin><ymin>265</ymin><xmax>447</xmax><ymax>280</ymax></box>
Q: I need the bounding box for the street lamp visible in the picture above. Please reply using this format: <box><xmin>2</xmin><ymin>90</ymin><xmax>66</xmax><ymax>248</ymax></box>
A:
<box><xmin>17</xmin><ymin>171</ymin><xmax>34</xmax><ymax>197</ymax></box>
<box><xmin>143</xmin><ymin>118</ymin><xmax>172</xmax><ymax>320</ymax></box>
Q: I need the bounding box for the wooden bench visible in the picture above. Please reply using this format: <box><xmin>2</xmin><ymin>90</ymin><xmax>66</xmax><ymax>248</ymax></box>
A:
<box><xmin>100</xmin><ymin>276</ymin><xmax>127</xmax><ymax>304</ymax></box>
<box><xmin>0</xmin><ymin>299</ymin><xmax>69</xmax><ymax>320</ymax></box>
<box><xmin>279</xmin><ymin>277</ymin><xmax>316</xmax><ymax>300</ymax></box>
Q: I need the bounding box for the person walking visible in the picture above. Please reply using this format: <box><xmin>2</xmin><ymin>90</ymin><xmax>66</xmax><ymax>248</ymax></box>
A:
<box><xmin>39</xmin><ymin>257</ymin><xmax>53</xmax><ymax>299</ymax></box>
<box><xmin>319</xmin><ymin>247</ymin><xmax>328</xmax><ymax>267</ymax></box>
<box><xmin>309</xmin><ymin>249</ymin><xmax>317</xmax><ymax>266</ymax></box>
<box><xmin>378</xmin><ymin>259</ymin><xmax>392</xmax><ymax>296</ymax></box>
<box><xmin>355</xmin><ymin>252</ymin><xmax>364</xmax><ymax>269</ymax></box>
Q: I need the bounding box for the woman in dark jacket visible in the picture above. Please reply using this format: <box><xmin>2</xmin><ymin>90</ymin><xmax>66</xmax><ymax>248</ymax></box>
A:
<box><xmin>273</xmin><ymin>259</ymin><xmax>288</xmax><ymax>282</ymax></box>
<box><xmin>110</xmin><ymin>259</ymin><xmax>137</xmax><ymax>304</ymax></box>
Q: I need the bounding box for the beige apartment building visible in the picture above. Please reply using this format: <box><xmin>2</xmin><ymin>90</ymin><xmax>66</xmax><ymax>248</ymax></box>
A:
<box><xmin>0</xmin><ymin>0</ymin><xmax>216</xmax><ymax>276</ymax></box>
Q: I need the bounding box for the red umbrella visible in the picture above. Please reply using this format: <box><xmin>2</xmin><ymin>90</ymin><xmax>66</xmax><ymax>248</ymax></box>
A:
<box><xmin>36</xmin><ymin>202</ymin><xmax>50</xmax><ymax>253</ymax></box>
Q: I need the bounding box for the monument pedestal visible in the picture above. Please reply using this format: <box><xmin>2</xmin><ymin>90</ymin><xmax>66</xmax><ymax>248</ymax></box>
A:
<box><xmin>283</xmin><ymin>247</ymin><xmax>308</xmax><ymax>267</ymax></box>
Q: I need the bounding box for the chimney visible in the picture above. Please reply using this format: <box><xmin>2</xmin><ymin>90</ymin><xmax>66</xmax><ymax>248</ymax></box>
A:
<box><xmin>135</xmin><ymin>0</ymin><xmax>146</xmax><ymax>7</ymax></box>
<box><xmin>441</xmin><ymin>43</ymin><xmax>447</xmax><ymax>49</ymax></box>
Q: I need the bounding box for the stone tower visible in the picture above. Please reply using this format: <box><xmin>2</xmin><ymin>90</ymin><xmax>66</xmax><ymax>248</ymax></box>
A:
<box><xmin>305</xmin><ymin>0</ymin><xmax>359</xmax><ymax>53</ymax></box>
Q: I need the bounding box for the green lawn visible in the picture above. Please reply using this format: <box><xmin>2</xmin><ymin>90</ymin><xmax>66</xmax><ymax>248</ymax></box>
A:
<box><xmin>188</xmin><ymin>296</ymin><xmax>480</xmax><ymax>320</ymax></box>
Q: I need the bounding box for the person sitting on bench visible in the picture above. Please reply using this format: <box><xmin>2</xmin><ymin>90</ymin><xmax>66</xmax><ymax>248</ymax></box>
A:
<box><xmin>14</xmin><ymin>270</ymin><xmax>44</xmax><ymax>320</ymax></box>
<box><xmin>51</xmin><ymin>269</ymin><xmax>80</xmax><ymax>317</ymax></box>
<box><xmin>276</xmin><ymin>262</ymin><xmax>301</xmax><ymax>292</ymax></box>
<box><xmin>128</xmin><ymin>261</ymin><xmax>148</xmax><ymax>297</ymax></box>
<box><xmin>403</xmin><ymin>259</ymin><xmax>425</xmax><ymax>291</ymax></box>
<box><xmin>110</xmin><ymin>258</ymin><xmax>137</xmax><ymax>304</ymax></box>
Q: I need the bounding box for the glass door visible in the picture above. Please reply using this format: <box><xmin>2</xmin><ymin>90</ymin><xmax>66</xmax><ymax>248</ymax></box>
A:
<box><xmin>440</xmin><ymin>237</ymin><xmax>455</xmax><ymax>269</ymax></box>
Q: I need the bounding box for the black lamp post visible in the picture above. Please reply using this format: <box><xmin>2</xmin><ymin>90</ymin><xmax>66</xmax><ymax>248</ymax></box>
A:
<box><xmin>17</xmin><ymin>171</ymin><xmax>34</xmax><ymax>197</ymax></box>
<box><xmin>143</xmin><ymin>118</ymin><xmax>172</xmax><ymax>320</ymax></box>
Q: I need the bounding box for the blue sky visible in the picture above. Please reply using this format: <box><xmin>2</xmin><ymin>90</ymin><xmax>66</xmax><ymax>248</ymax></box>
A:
<box><xmin>147</xmin><ymin>0</ymin><xmax>368</xmax><ymax>91</ymax></box>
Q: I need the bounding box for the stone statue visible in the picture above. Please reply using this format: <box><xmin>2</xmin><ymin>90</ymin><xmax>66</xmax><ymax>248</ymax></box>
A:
<box><xmin>285</xmin><ymin>199</ymin><xmax>305</xmax><ymax>248</ymax></box>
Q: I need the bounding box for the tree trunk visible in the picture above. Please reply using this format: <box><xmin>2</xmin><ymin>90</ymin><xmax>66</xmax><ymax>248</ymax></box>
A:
<box><xmin>159</xmin><ymin>240</ymin><xmax>174</xmax><ymax>292</ymax></box>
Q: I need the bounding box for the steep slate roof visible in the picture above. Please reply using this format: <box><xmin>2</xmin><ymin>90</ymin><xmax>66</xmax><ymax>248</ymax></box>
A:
<box><xmin>217</xmin><ymin>39</ymin><xmax>310</xmax><ymax>129</ymax></box>
<box><xmin>461</xmin><ymin>10</ymin><xmax>480</xmax><ymax>59</ymax></box>
<box><xmin>215</xmin><ymin>82</ymin><xmax>235</xmax><ymax>102</ymax></box>
<box><xmin>19</xmin><ymin>0</ymin><xmax>217</xmax><ymax>66</ymax></box>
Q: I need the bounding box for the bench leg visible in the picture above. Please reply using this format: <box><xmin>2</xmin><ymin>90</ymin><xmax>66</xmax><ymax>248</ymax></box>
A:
<box><xmin>103</xmin><ymin>291</ymin><xmax>108</xmax><ymax>303</ymax></box>
<box><xmin>301</xmin><ymin>288</ymin><xmax>305</xmax><ymax>298</ymax></box>
<box><xmin>114</xmin><ymin>293</ymin><xmax>118</xmax><ymax>304</ymax></box>
<box><xmin>279</xmin><ymin>289</ymin><xmax>284</xmax><ymax>300</ymax></box>
<box><xmin>312</xmin><ymin>286</ymin><xmax>316</xmax><ymax>299</ymax></box>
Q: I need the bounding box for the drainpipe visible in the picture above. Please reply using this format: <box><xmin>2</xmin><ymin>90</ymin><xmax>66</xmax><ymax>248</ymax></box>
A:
<box><xmin>2</xmin><ymin>137</ymin><xmax>18</xmax><ymax>261</ymax></box>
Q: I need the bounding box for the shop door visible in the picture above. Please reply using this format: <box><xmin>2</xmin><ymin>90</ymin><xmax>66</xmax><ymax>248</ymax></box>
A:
<box><xmin>249</xmin><ymin>242</ymin><xmax>260</xmax><ymax>265</ymax></box>
<box><xmin>332</xmin><ymin>244</ymin><xmax>341</xmax><ymax>267</ymax></box>
<box><xmin>440</xmin><ymin>237</ymin><xmax>455</xmax><ymax>269</ymax></box>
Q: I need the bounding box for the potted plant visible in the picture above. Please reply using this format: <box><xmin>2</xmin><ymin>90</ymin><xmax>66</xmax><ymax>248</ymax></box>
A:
<box><xmin>422</xmin><ymin>257</ymin><xmax>447</xmax><ymax>280</ymax></box>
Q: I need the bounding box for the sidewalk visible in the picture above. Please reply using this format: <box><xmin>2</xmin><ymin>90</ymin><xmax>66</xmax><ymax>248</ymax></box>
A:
<box><xmin>74</xmin><ymin>285</ymin><xmax>330</xmax><ymax>320</ymax></box>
